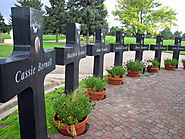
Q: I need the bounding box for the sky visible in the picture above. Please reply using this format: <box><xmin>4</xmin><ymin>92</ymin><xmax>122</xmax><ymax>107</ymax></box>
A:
<box><xmin>0</xmin><ymin>0</ymin><xmax>185</xmax><ymax>33</ymax></box>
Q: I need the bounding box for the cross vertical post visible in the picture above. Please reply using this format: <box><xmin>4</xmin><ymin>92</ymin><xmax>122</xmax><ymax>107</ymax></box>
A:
<box><xmin>0</xmin><ymin>7</ymin><xmax>55</xmax><ymax>139</ymax></box>
<box><xmin>150</xmin><ymin>36</ymin><xmax>167</xmax><ymax>69</ymax></box>
<box><xmin>168</xmin><ymin>37</ymin><xmax>185</xmax><ymax>68</ymax></box>
<box><xmin>130</xmin><ymin>34</ymin><xmax>149</xmax><ymax>61</ymax></box>
<box><xmin>110</xmin><ymin>31</ymin><xmax>128</xmax><ymax>66</ymax></box>
<box><xmin>86</xmin><ymin>29</ymin><xmax>110</xmax><ymax>79</ymax></box>
<box><xmin>55</xmin><ymin>23</ymin><xmax>86</xmax><ymax>92</ymax></box>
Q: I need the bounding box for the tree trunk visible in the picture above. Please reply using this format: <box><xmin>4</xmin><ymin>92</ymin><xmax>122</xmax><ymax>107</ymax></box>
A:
<box><xmin>93</xmin><ymin>33</ymin><xmax>95</xmax><ymax>43</ymax></box>
<box><xmin>0</xmin><ymin>32</ymin><xmax>2</xmax><ymax>42</ymax></box>
<box><xmin>86</xmin><ymin>30</ymin><xmax>89</xmax><ymax>44</ymax></box>
<box><xmin>56</xmin><ymin>32</ymin><xmax>58</xmax><ymax>43</ymax></box>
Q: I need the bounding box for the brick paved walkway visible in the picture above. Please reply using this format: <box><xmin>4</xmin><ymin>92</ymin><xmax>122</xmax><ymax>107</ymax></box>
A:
<box><xmin>52</xmin><ymin>69</ymin><xmax>185</xmax><ymax>139</ymax></box>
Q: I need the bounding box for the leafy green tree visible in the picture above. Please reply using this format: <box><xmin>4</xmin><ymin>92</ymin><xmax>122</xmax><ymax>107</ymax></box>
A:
<box><xmin>108</xmin><ymin>26</ymin><xmax>122</xmax><ymax>36</ymax></box>
<box><xmin>67</xmin><ymin>0</ymin><xmax>108</xmax><ymax>44</ymax></box>
<box><xmin>0</xmin><ymin>13</ymin><xmax>8</xmax><ymax>42</ymax></box>
<box><xmin>160</xmin><ymin>28</ymin><xmax>173</xmax><ymax>40</ymax></box>
<box><xmin>45</xmin><ymin>0</ymin><xmax>68</xmax><ymax>42</ymax></box>
<box><xmin>112</xmin><ymin>0</ymin><xmax>177</xmax><ymax>36</ymax></box>
<box><xmin>15</xmin><ymin>0</ymin><xmax>43</xmax><ymax>10</ymax></box>
<box><xmin>174</xmin><ymin>31</ymin><xmax>182</xmax><ymax>38</ymax></box>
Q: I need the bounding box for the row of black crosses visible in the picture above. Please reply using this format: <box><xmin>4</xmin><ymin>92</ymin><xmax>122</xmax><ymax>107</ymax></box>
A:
<box><xmin>0</xmin><ymin>7</ymin><xmax>185</xmax><ymax>139</ymax></box>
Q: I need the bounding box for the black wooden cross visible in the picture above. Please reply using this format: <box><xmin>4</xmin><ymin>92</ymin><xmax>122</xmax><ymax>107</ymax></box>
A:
<box><xmin>110</xmin><ymin>31</ymin><xmax>128</xmax><ymax>66</ymax></box>
<box><xmin>150</xmin><ymin>36</ymin><xmax>167</xmax><ymax>69</ymax></box>
<box><xmin>86</xmin><ymin>29</ymin><xmax>110</xmax><ymax>79</ymax></box>
<box><xmin>168</xmin><ymin>37</ymin><xmax>185</xmax><ymax>68</ymax></box>
<box><xmin>130</xmin><ymin>34</ymin><xmax>149</xmax><ymax>61</ymax></box>
<box><xmin>0</xmin><ymin>7</ymin><xmax>55</xmax><ymax>139</ymax></box>
<box><xmin>55</xmin><ymin>23</ymin><xmax>86</xmax><ymax>92</ymax></box>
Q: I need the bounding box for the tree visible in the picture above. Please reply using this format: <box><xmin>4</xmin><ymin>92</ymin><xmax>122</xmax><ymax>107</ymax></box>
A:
<box><xmin>0</xmin><ymin>13</ymin><xmax>8</xmax><ymax>42</ymax></box>
<box><xmin>107</xmin><ymin>26</ymin><xmax>121</xmax><ymax>36</ymax></box>
<box><xmin>15</xmin><ymin>0</ymin><xmax>43</xmax><ymax>10</ymax></box>
<box><xmin>45</xmin><ymin>0</ymin><xmax>68</xmax><ymax>42</ymax></box>
<box><xmin>174</xmin><ymin>31</ymin><xmax>182</xmax><ymax>38</ymax></box>
<box><xmin>67</xmin><ymin>0</ymin><xmax>108</xmax><ymax>44</ymax></box>
<box><xmin>112</xmin><ymin>0</ymin><xmax>177</xmax><ymax>36</ymax></box>
<box><xmin>160</xmin><ymin>28</ymin><xmax>173</xmax><ymax>40</ymax></box>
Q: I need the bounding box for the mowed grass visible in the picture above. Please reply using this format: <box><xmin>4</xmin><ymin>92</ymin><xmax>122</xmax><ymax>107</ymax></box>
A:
<box><xmin>0</xmin><ymin>42</ymin><xmax>65</xmax><ymax>58</ymax></box>
<box><xmin>43</xmin><ymin>34</ymin><xmax>66</xmax><ymax>41</ymax></box>
<box><xmin>0</xmin><ymin>34</ymin><xmax>11</xmax><ymax>41</ymax></box>
<box><xmin>1</xmin><ymin>34</ymin><xmax>66</xmax><ymax>42</ymax></box>
<box><xmin>1</xmin><ymin>35</ymin><xmax>185</xmax><ymax>58</ymax></box>
<box><xmin>0</xmin><ymin>45</ymin><xmax>14</xmax><ymax>58</ymax></box>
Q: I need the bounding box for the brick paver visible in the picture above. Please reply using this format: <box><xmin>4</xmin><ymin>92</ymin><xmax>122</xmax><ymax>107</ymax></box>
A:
<box><xmin>51</xmin><ymin>69</ymin><xmax>185</xmax><ymax>139</ymax></box>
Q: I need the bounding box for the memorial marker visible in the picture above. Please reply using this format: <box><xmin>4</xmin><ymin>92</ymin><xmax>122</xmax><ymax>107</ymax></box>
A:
<box><xmin>0</xmin><ymin>7</ymin><xmax>55</xmax><ymax>139</ymax></box>
<box><xmin>130</xmin><ymin>34</ymin><xmax>149</xmax><ymax>61</ymax></box>
<box><xmin>150</xmin><ymin>36</ymin><xmax>167</xmax><ymax>69</ymax></box>
<box><xmin>110</xmin><ymin>31</ymin><xmax>128</xmax><ymax>66</ymax></box>
<box><xmin>168</xmin><ymin>37</ymin><xmax>185</xmax><ymax>68</ymax></box>
<box><xmin>55</xmin><ymin>23</ymin><xmax>86</xmax><ymax>92</ymax></box>
<box><xmin>86</xmin><ymin>29</ymin><xmax>110</xmax><ymax>79</ymax></box>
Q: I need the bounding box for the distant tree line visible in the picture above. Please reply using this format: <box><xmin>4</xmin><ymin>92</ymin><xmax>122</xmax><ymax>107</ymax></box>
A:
<box><xmin>107</xmin><ymin>26</ymin><xmax>185</xmax><ymax>40</ymax></box>
<box><xmin>0</xmin><ymin>13</ymin><xmax>11</xmax><ymax>42</ymax></box>
<box><xmin>1</xmin><ymin>0</ymin><xmax>184</xmax><ymax>43</ymax></box>
<box><xmin>159</xmin><ymin>28</ymin><xmax>185</xmax><ymax>40</ymax></box>
<box><xmin>13</xmin><ymin>0</ymin><xmax>108</xmax><ymax>43</ymax></box>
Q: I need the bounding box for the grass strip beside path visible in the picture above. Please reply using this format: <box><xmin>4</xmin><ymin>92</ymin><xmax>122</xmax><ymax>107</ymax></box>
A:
<box><xmin>0</xmin><ymin>79</ymin><xmax>88</xmax><ymax>139</ymax></box>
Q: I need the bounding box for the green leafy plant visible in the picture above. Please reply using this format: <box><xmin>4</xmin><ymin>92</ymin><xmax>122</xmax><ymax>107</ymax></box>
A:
<box><xmin>84</xmin><ymin>77</ymin><xmax>106</xmax><ymax>92</ymax></box>
<box><xmin>182</xmin><ymin>59</ymin><xmax>185</xmax><ymax>65</ymax></box>
<box><xmin>106</xmin><ymin>66</ymin><xmax>126</xmax><ymax>78</ymax></box>
<box><xmin>147</xmin><ymin>59</ymin><xmax>159</xmax><ymax>68</ymax></box>
<box><xmin>54</xmin><ymin>89</ymin><xmax>96</xmax><ymax>128</ymax></box>
<box><xmin>125</xmin><ymin>60</ymin><xmax>143</xmax><ymax>72</ymax></box>
<box><xmin>164</xmin><ymin>59</ymin><xmax>178</xmax><ymax>66</ymax></box>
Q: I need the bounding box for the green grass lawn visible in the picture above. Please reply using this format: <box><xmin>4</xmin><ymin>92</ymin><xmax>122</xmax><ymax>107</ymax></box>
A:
<box><xmin>2</xmin><ymin>33</ymin><xmax>185</xmax><ymax>45</ymax></box>
<box><xmin>1</xmin><ymin>35</ymin><xmax>185</xmax><ymax>58</ymax></box>
<box><xmin>1</xmin><ymin>34</ymin><xmax>66</xmax><ymax>42</ymax></box>
<box><xmin>1</xmin><ymin>34</ymin><xmax>11</xmax><ymax>41</ymax></box>
<box><xmin>43</xmin><ymin>42</ymin><xmax>65</xmax><ymax>49</ymax></box>
<box><xmin>0</xmin><ymin>42</ymin><xmax>65</xmax><ymax>58</ymax></box>
<box><xmin>43</xmin><ymin>35</ymin><xmax>66</xmax><ymax>41</ymax></box>
<box><xmin>0</xmin><ymin>45</ymin><xmax>14</xmax><ymax>58</ymax></box>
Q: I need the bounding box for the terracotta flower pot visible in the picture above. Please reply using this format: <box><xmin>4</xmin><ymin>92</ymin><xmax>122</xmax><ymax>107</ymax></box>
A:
<box><xmin>165</xmin><ymin>65</ymin><xmax>175</xmax><ymax>71</ymax></box>
<box><xmin>85</xmin><ymin>88</ymin><xmax>107</xmax><ymax>100</ymax></box>
<box><xmin>127</xmin><ymin>70</ymin><xmax>140</xmax><ymax>77</ymax></box>
<box><xmin>183</xmin><ymin>65</ymin><xmax>185</xmax><ymax>69</ymax></box>
<box><xmin>107</xmin><ymin>76</ymin><xmax>124</xmax><ymax>85</ymax></box>
<box><xmin>147</xmin><ymin>67</ymin><xmax>159</xmax><ymax>73</ymax></box>
<box><xmin>53</xmin><ymin>115</ymin><xmax>88</xmax><ymax>137</ymax></box>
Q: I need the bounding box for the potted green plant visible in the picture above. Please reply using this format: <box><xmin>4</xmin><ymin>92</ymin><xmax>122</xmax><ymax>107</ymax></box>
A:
<box><xmin>146</xmin><ymin>59</ymin><xmax>159</xmax><ymax>73</ymax></box>
<box><xmin>53</xmin><ymin>89</ymin><xmax>95</xmax><ymax>137</ymax></box>
<box><xmin>182</xmin><ymin>59</ymin><xmax>185</xmax><ymax>69</ymax></box>
<box><xmin>106</xmin><ymin>66</ymin><xmax>126</xmax><ymax>85</ymax></box>
<box><xmin>125</xmin><ymin>60</ymin><xmax>143</xmax><ymax>77</ymax></box>
<box><xmin>164</xmin><ymin>59</ymin><xmax>178</xmax><ymax>71</ymax></box>
<box><xmin>84</xmin><ymin>77</ymin><xmax>107</xmax><ymax>100</ymax></box>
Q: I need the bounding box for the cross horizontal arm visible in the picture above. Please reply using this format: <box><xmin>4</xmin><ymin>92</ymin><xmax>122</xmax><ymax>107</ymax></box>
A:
<box><xmin>168</xmin><ymin>45</ymin><xmax>185</xmax><ymax>51</ymax></box>
<box><xmin>55</xmin><ymin>46</ymin><xmax>86</xmax><ymax>65</ymax></box>
<box><xmin>130</xmin><ymin>44</ymin><xmax>149</xmax><ymax>51</ymax></box>
<box><xmin>150</xmin><ymin>45</ymin><xmax>167</xmax><ymax>51</ymax></box>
